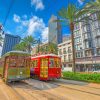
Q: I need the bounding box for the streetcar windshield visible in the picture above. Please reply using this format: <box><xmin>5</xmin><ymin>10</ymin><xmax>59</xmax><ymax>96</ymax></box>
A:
<box><xmin>10</xmin><ymin>56</ymin><xmax>17</xmax><ymax>67</ymax></box>
<box><xmin>49</xmin><ymin>58</ymin><xmax>61</xmax><ymax>68</ymax></box>
<box><xmin>10</xmin><ymin>55</ymin><xmax>26</xmax><ymax>68</ymax></box>
<box><xmin>17</xmin><ymin>56</ymin><xmax>25</xmax><ymax>67</ymax></box>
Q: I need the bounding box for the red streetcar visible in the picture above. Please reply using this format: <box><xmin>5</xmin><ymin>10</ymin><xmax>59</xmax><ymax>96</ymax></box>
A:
<box><xmin>31</xmin><ymin>54</ymin><xmax>61</xmax><ymax>80</ymax></box>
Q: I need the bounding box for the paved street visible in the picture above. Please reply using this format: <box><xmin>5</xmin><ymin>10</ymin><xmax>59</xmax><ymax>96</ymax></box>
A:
<box><xmin>0</xmin><ymin>78</ymin><xmax>100</xmax><ymax>100</ymax></box>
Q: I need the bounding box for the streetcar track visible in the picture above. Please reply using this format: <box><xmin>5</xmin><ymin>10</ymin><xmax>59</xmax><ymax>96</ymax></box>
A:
<box><xmin>9</xmin><ymin>81</ymin><xmax>67</xmax><ymax>100</ymax></box>
<box><xmin>8</xmin><ymin>84</ymin><xmax>26</xmax><ymax>100</ymax></box>
<box><xmin>48</xmin><ymin>82</ymin><xmax>100</xmax><ymax>96</ymax></box>
<box><xmin>25</xmin><ymin>79</ymin><xmax>100</xmax><ymax>97</ymax></box>
<box><xmin>9</xmin><ymin>83</ymin><xmax>39</xmax><ymax>100</ymax></box>
<box><xmin>7</xmin><ymin>79</ymin><xmax>100</xmax><ymax>100</ymax></box>
<box><xmin>24</xmin><ymin>82</ymin><xmax>67</xmax><ymax>100</ymax></box>
<box><xmin>52</xmin><ymin>80</ymin><xmax>100</xmax><ymax>90</ymax></box>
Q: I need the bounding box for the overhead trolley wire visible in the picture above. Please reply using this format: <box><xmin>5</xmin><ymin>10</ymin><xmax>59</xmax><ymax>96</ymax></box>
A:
<box><xmin>3</xmin><ymin>0</ymin><xmax>15</xmax><ymax>27</ymax></box>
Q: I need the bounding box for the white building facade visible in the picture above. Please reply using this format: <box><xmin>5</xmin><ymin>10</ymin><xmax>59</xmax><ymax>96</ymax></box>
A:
<box><xmin>74</xmin><ymin>12</ymin><xmax>100</xmax><ymax>72</ymax></box>
<box><xmin>58</xmin><ymin>39</ymin><xmax>73</xmax><ymax>71</ymax></box>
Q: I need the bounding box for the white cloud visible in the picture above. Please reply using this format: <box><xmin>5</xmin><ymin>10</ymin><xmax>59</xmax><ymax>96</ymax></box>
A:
<box><xmin>13</xmin><ymin>14</ymin><xmax>21</xmax><ymax>23</ymax></box>
<box><xmin>78</xmin><ymin>0</ymin><xmax>84</xmax><ymax>5</ymax></box>
<box><xmin>31</xmin><ymin>0</ymin><xmax>44</xmax><ymax>10</ymax></box>
<box><xmin>27</xmin><ymin>16</ymin><xmax>45</xmax><ymax>35</ymax></box>
<box><xmin>27</xmin><ymin>16</ymin><xmax>48</xmax><ymax>43</ymax></box>
<box><xmin>41</xmin><ymin>27</ymin><xmax>48</xmax><ymax>43</ymax></box>
<box><xmin>13</xmin><ymin>14</ymin><xmax>48</xmax><ymax>42</ymax></box>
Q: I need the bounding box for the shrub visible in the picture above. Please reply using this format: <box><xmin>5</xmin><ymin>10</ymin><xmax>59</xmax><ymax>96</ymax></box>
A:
<box><xmin>62</xmin><ymin>72</ymin><xmax>100</xmax><ymax>83</ymax></box>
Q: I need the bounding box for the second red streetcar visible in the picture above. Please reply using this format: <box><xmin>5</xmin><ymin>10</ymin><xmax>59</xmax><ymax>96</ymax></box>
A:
<box><xmin>31</xmin><ymin>54</ymin><xmax>61</xmax><ymax>80</ymax></box>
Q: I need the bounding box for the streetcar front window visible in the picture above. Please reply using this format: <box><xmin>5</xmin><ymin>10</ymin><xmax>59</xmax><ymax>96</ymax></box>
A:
<box><xmin>17</xmin><ymin>56</ymin><xmax>25</xmax><ymax>67</ymax></box>
<box><xmin>49</xmin><ymin>58</ymin><xmax>61</xmax><ymax>68</ymax></box>
<box><xmin>10</xmin><ymin>56</ymin><xmax>17</xmax><ymax>67</ymax></box>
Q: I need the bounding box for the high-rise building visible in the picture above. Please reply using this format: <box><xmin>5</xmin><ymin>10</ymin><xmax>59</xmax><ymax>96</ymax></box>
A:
<box><xmin>74</xmin><ymin>12</ymin><xmax>100</xmax><ymax>72</ymax></box>
<box><xmin>48</xmin><ymin>15</ymin><xmax>62</xmax><ymax>44</ymax></box>
<box><xmin>1</xmin><ymin>34</ymin><xmax>21</xmax><ymax>56</ymax></box>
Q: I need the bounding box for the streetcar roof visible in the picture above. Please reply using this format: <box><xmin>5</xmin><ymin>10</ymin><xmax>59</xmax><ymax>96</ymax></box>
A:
<box><xmin>31</xmin><ymin>54</ymin><xmax>60</xmax><ymax>58</ymax></box>
<box><xmin>2</xmin><ymin>50</ymin><xmax>30</xmax><ymax>57</ymax></box>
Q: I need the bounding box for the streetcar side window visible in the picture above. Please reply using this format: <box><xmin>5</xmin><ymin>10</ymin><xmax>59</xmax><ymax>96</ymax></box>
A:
<box><xmin>25</xmin><ymin>58</ymin><xmax>30</xmax><ymax>68</ymax></box>
<box><xmin>31</xmin><ymin>60</ymin><xmax>38</xmax><ymax>68</ymax></box>
<box><xmin>54</xmin><ymin>58</ymin><xmax>61</xmax><ymax>68</ymax></box>
<box><xmin>49</xmin><ymin>58</ymin><xmax>54</xmax><ymax>68</ymax></box>
<box><xmin>41</xmin><ymin>58</ymin><xmax>48</xmax><ymax>67</ymax></box>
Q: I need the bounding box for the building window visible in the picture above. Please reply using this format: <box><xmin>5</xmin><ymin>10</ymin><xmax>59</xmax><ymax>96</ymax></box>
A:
<box><xmin>96</xmin><ymin>38</ymin><xmax>100</xmax><ymax>47</ymax></box>
<box><xmin>68</xmin><ymin>55</ymin><xmax>72</xmax><ymax>61</ymax></box>
<box><xmin>68</xmin><ymin>64</ymin><xmax>72</xmax><ymax>67</ymax></box>
<box><xmin>76</xmin><ymin>52</ymin><xmax>83</xmax><ymax>58</ymax></box>
<box><xmin>85</xmin><ymin>41</ymin><xmax>92</xmax><ymax>48</ymax></box>
<box><xmin>63</xmin><ymin>48</ymin><xmax>66</xmax><ymax>54</ymax></box>
<box><xmin>64</xmin><ymin>55</ymin><xmax>67</xmax><ymax>62</ymax></box>
<box><xmin>75</xmin><ymin>44</ymin><xmax>82</xmax><ymax>50</ymax></box>
<box><xmin>85</xmin><ymin>50</ymin><xmax>92</xmax><ymax>57</ymax></box>
<box><xmin>74</xmin><ymin>30</ymin><xmax>80</xmax><ymax>37</ymax></box>
<box><xmin>74</xmin><ymin>23</ymin><xmax>79</xmax><ymax>30</ymax></box>
<box><xmin>75</xmin><ymin>37</ymin><xmax>81</xmax><ymax>43</ymax></box>
<box><xmin>68</xmin><ymin>47</ymin><xmax>72</xmax><ymax>53</ymax></box>
<box><xmin>97</xmin><ymin>49</ymin><xmax>100</xmax><ymax>55</ymax></box>
<box><xmin>59</xmin><ymin>49</ymin><xmax>62</xmax><ymax>55</ymax></box>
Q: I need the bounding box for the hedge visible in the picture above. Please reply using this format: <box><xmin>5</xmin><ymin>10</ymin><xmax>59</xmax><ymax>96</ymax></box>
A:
<box><xmin>62</xmin><ymin>72</ymin><xmax>100</xmax><ymax>83</ymax></box>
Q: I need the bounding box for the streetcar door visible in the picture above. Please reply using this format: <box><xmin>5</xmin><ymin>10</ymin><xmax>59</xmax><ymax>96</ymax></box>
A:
<box><xmin>4</xmin><ymin>57</ymin><xmax>9</xmax><ymax>79</ymax></box>
<box><xmin>40</xmin><ymin>58</ymin><xmax>48</xmax><ymax>78</ymax></box>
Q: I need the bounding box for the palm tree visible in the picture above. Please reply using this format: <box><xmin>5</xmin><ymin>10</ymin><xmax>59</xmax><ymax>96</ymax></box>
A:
<box><xmin>13</xmin><ymin>42</ymin><xmax>27</xmax><ymax>51</ymax></box>
<box><xmin>57</xmin><ymin>3</ymin><xmax>89</xmax><ymax>72</ymax></box>
<box><xmin>85</xmin><ymin>0</ymin><xmax>100</xmax><ymax>19</ymax></box>
<box><xmin>83</xmin><ymin>0</ymin><xmax>99</xmax><ymax>7</ymax></box>
<box><xmin>14</xmin><ymin>35</ymin><xmax>36</xmax><ymax>53</ymax></box>
<box><xmin>22</xmin><ymin>36</ymin><xmax>36</xmax><ymax>53</ymax></box>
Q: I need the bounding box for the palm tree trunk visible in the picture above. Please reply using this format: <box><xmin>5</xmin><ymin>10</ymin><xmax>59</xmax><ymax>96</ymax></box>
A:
<box><xmin>28</xmin><ymin>45</ymin><xmax>31</xmax><ymax>54</ymax></box>
<box><xmin>70</xmin><ymin>22</ymin><xmax>76</xmax><ymax>72</ymax></box>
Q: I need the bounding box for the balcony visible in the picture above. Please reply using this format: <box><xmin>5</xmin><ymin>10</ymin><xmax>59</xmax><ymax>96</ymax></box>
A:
<box><xmin>84</xmin><ymin>36</ymin><xmax>88</xmax><ymax>40</ymax></box>
<box><xmin>96</xmin><ymin>44</ymin><xmax>100</xmax><ymax>48</ymax></box>
<box><xmin>95</xmin><ymin>34</ymin><xmax>100</xmax><ymax>38</ymax></box>
<box><xmin>63</xmin><ymin>59</ymin><xmax>73</xmax><ymax>63</ymax></box>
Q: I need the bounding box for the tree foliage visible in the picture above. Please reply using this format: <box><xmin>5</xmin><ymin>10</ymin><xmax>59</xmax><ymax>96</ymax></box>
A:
<box><xmin>14</xmin><ymin>35</ymin><xmax>36</xmax><ymax>53</ymax></box>
<box><xmin>36</xmin><ymin>42</ymin><xmax>58</xmax><ymax>54</ymax></box>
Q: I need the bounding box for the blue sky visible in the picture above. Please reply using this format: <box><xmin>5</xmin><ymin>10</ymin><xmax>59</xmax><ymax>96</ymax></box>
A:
<box><xmin>0</xmin><ymin>0</ymin><xmax>85</xmax><ymax>43</ymax></box>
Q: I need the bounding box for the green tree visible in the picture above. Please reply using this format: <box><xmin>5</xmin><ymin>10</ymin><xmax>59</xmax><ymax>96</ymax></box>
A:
<box><xmin>14</xmin><ymin>35</ymin><xmax>36</xmax><ymax>53</ymax></box>
<box><xmin>36</xmin><ymin>42</ymin><xmax>58</xmax><ymax>54</ymax></box>
<box><xmin>13</xmin><ymin>42</ymin><xmax>27</xmax><ymax>51</ymax></box>
<box><xmin>22</xmin><ymin>36</ymin><xmax>36</xmax><ymax>53</ymax></box>
<box><xmin>84</xmin><ymin>0</ymin><xmax>100</xmax><ymax>16</ymax></box>
<box><xmin>48</xmin><ymin>43</ymin><xmax>58</xmax><ymax>54</ymax></box>
<box><xmin>57</xmin><ymin>3</ymin><xmax>89</xmax><ymax>72</ymax></box>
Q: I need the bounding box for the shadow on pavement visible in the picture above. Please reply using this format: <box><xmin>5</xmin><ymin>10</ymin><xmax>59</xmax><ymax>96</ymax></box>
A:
<box><xmin>8</xmin><ymin>79</ymin><xmax>59</xmax><ymax>90</ymax></box>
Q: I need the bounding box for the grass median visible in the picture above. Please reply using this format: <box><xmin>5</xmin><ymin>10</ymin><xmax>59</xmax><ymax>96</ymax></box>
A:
<box><xmin>62</xmin><ymin>71</ymin><xmax>100</xmax><ymax>83</ymax></box>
